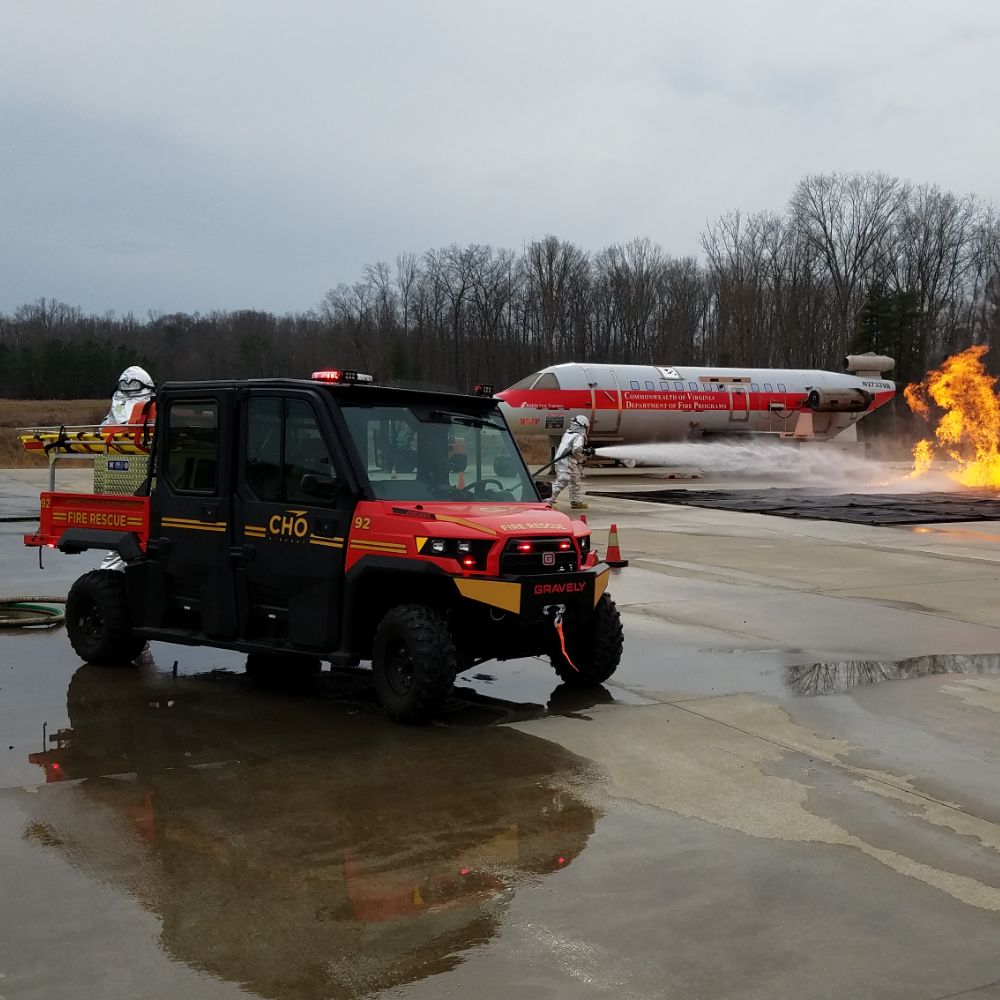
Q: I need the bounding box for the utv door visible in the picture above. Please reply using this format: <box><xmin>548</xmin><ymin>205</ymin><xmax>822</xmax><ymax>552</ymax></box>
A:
<box><xmin>144</xmin><ymin>394</ymin><xmax>238</xmax><ymax>638</ymax></box>
<box><xmin>233</xmin><ymin>393</ymin><xmax>353</xmax><ymax>651</ymax></box>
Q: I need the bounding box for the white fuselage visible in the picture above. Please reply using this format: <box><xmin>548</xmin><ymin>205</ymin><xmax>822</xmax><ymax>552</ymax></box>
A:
<box><xmin>496</xmin><ymin>362</ymin><xmax>896</xmax><ymax>445</ymax></box>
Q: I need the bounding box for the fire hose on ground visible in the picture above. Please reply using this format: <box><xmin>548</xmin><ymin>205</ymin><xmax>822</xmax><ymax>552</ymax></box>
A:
<box><xmin>0</xmin><ymin>597</ymin><xmax>66</xmax><ymax>628</ymax></box>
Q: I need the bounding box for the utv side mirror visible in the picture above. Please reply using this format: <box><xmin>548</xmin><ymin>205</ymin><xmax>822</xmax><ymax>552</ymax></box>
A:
<box><xmin>534</xmin><ymin>479</ymin><xmax>553</xmax><ymax>500</ymax></box>
<box><xmin>300</xmin><ymin>473</ymin><xmax>338</xmax><ymax>501</ymax></box>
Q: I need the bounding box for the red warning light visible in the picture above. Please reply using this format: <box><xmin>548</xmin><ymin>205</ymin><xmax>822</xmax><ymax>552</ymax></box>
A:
<box><xmin>461</xmin><ymin>557</ymin><xmax>476</xmax><ymax>568</ymax></box>
<box><xmin>51</xmin><ymin>762</ymin><xmax>61</xmax><ymax>771</ymax></box>
<box><xmin>558</xmin><ymin>541</ymin><xmax>572</xmax><ymax>550</ymax></box>
<box><xmin>516</xmin><ymin>542</ymin><xmax>533</xmax><ymax>552</ymax></box>
<box><xmin>311</xmin><ymin>369</ymin><xmax>343</xmax><ymax>382</ymax></box>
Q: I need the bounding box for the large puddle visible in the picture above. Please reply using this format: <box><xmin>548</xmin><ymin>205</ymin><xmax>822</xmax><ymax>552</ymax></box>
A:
<box><xmin>784</xmin><ymin>653</ymin><xmax>1000</xmax><ymax>696</ymax></box>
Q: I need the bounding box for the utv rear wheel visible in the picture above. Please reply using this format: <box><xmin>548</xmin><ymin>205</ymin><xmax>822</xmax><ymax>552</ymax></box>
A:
<box><xmin>66</xmin><ymin>570</ymin><xmax>145</xmax><ymax>666</ymax></box>
<box><xmin>550</xmin><ymin>593</ymin><xmax>624</xmax><ymax>687</ymax></box>
<box><xmin>372</xmin><ymin>605</ymin><xmax>456</xmax><ymax>724</ymax></box>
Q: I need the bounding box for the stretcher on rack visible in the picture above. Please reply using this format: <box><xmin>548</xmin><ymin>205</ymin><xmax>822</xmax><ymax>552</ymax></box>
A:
<box><xmin>18</xmin><ymin>424</ymin><xmax>153</xmax><ymax>456</ymax></box>
<box><xmin>18</xmin><ymin>401</ymin><xmax>156</xmax><ymax>457</ymax></box>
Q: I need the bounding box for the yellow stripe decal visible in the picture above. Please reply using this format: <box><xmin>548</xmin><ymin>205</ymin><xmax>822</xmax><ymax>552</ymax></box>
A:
<box><xmin>434</xmin><ymin>515</ymin><xmax>497</xmax><ymax>536</ymax></box>
<box><xmin>594</xmin><ymin>567</ymin><xmax>611</xmax><ymax>606</ymax></box>
<box><xmin>351</xmin><ymin>540</ymin><xmax>407</xmax><ymax>552</ymax></box>
<box><xmin>454</xmin><ymin>579</ymin><xmax>522</xmax><ymax>614</ymax></box>
<box><xmin>162</xmin><ymin>516</ymin><xmax>227</xmax><ymax>528</ymax></box>
<box><xmin>310</xmin><ymin>538</ymin><xmax>344</xmax><ymax>549</ymax></box>
<box><xmin>161</xmin><ymin>520</ymin><xmax>227</xmax><ymax>533</ymax></box>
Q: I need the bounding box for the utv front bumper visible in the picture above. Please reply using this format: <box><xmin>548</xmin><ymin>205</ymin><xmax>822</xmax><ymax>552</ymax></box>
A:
<box><xmin>453</xmin><ymin>564</ymin><xmax>611</xmax><ymax>621</ymax></box>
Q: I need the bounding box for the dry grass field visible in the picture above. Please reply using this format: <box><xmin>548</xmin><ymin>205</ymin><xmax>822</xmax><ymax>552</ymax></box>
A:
<box><xmin>1</xmin><ymin>398</ymin><xmax>554</xmax><ymax>470</ymax></box>
<box><xmin>0</xmin><ymin>400</ymin><xmax>107</xmax><ymax>468</ymax></box>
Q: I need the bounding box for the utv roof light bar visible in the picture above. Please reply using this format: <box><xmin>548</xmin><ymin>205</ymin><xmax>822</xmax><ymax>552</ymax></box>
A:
<box><xmin>311</xmin><ymin>369</ymin><xmax>375</xmax><ymax>384</ymax></box>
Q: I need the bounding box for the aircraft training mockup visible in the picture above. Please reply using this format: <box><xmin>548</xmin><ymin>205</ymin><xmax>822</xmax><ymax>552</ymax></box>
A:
<box><xmin>496</xmin><ymin>354</ymin><xmax>895</xmax><ymax>448</ymax></box>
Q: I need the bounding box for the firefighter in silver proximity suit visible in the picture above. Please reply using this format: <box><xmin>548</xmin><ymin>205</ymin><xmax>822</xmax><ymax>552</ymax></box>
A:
<box><xmin>99</xmin><ymin>365</ymin><xmax>155</xmax><ymax>574</ymax></box>
<box><xmin>547</xmin><ymin>414</ymin><xmax>590</xmax><ymax>509</ymax></box>
<box><xmin>101</xmin><ymin>365</ymin><xmax>155</xmax><ymax>425</ymax></box>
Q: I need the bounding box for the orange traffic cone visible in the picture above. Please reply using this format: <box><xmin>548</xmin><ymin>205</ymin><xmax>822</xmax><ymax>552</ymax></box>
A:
<box><xmin>605</xmin><ymin>523</ymin><xmax>629</xmax><ymax>567</ymax></box>
<box><xmin>458</xmin><ymin>470</ymin><xmax>466</xmax><ymax>490</ymax></box>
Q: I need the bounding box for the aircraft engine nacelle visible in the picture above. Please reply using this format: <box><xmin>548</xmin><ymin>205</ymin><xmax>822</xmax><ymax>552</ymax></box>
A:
<box><xmin>843</xmin><ymin>354</ymin><xmax>894</xmax><ymax>376</ymax></box>
<box><xmin>805</xmin><ymin>388</ymin><xmax>873</xmax><ymax>412</ymax></box>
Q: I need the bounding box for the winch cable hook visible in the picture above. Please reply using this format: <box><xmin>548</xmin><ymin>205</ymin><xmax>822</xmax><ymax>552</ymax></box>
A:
<box><xmin>545</xmin><ymin>604</ymin><xmax>578</xmax><ymax>673</ymax></box>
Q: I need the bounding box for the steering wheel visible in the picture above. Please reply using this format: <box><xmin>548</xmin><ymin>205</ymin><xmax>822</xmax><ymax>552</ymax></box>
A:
<box><xmin>460</xmin><ymin>478</ymin><xmax>507</xmax><ymax>498</ymax></box>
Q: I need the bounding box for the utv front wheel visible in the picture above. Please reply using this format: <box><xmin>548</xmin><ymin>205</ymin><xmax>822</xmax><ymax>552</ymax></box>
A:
<box><xmin>372</xmin><ymin>605</ymin><xmax>456</xmax><ymax>724</ymax></box>
<box><xmin>550</xmin><ymin>593</ymin><xmax>624</xmax><ymax>687</ymax></box>
<box><xmin>66</xmin><ymin>570</ymin><xmax>145</xmax><ymax>666</ymax></box>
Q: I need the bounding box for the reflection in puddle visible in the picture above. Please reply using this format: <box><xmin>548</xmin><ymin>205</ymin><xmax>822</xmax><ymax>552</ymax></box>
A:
<box><xmin>785</xmin><ymin>653</ymin><xmax>1000</xmax><ymax>696</ymax></box>
<box><xmin>23</xmin><ymin>666</ymin><xmax>600</xmax><ymax>999</ymax></box>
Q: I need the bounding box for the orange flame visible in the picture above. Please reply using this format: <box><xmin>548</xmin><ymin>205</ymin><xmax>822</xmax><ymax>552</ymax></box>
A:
<box><xmin>904</xmin><ymin>345</ymin><xmax>1000</xmax><ymax>487</ymax></box>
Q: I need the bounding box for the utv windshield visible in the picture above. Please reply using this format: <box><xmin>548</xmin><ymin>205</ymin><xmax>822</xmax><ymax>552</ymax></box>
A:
<box><xmin>340</xmin><ymin>403</ymin><xmax>536</xmax><ymax>502</ymax></box>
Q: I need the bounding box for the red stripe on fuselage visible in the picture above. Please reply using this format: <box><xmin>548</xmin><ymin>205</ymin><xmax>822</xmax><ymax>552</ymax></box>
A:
<box><xmin>498</xmin><ymin>386</ymin><xmax>895</xmax><ymax>419</ymax></box>
<box><xmin>498</xmin><ymin>388</ymin><xmax>810</xmax><ymax>413</ymax></box>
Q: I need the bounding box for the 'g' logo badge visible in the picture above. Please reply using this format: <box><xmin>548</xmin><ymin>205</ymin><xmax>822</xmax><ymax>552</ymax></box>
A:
<box><xmin>542</xmin><ymin>551</ymin><xmax>555</xmax><ymax>566</ymax></box>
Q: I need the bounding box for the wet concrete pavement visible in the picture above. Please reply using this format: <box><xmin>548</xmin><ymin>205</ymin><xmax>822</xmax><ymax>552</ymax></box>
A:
<box><xmin>2</xmin><ymin>467</ymin><xmax>1000</xmax><ymax>998</ymax></box>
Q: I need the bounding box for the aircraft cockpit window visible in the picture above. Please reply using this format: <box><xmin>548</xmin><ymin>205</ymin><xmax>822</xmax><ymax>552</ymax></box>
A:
<box><xmin>645</xmin><ymin>380</ymin><xmax>655</xmax><ymax>390</ymax></box>
<box><xmin>508</xmin><ymin>372</ymin><xmax>542</xmax><ymax>390</ymax></box>
<box><xmin>764</xmin><ymin>383</ymin><xmax>773</xmax><ymax>391</ymax></box>
<box><xmin>751</xmin><ymin>383</ymin><xmax>760</xmax><ymax>392</ymax></box>
<box><xmin>777</xmin><ymin>383</ymin><xmax>786</xmax><ymax>392</ymax></box>
<box><xmin>630</xmin><ymin>380</ymin><xmax>640</xmax><ymax>390</ymax></box>
<box><xmin>533</xmin><ymin>373</ymin><xmax>560</xmax><ymax>390</ymax></box>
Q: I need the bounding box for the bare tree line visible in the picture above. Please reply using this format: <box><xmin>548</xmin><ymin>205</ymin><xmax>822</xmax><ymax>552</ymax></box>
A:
<box><xmin>1</xmin><ymin>173</ymin><xmax>998</xmax><ymax>411</ymax></box>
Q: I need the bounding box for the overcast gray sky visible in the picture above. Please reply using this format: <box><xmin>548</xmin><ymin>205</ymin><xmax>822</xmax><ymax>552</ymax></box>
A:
<box><xmin>2</xmin><ymin>0</ymin><xmax>998</xmax><ymax>316</ymax></box>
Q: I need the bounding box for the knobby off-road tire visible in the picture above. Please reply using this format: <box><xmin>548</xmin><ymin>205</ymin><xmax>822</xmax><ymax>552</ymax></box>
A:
<box><xmin>372</xmin><ymin>604</ymin><xmax>457</xmax><ymax>724</ymax></box>
<box><xmin>550</xmin><ymin>593</ymin><xmax>624</xmax><ymax>687</ymax></box>
<box><xmin>65</xmin><ymin>570</ymin><xmax>146</xmax><ymax>666</ymax></box>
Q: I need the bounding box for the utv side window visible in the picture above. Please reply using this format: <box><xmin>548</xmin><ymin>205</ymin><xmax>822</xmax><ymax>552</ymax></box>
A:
<box><xmin>246</xmin><ymin>398</ymin><xmax>283</xmax><ymax>501</ymax></box>
<box><xmin>245</xmin><ymin>397</ymin><xmax>337</xmax><ymax>505</ymax></box>
<box><xmin>285</xmin><ymin>400</ymin><xmax>336</xmax><ymax>504</ymax></box>
<box><xmin>165</xmin><ymin>401</ymin><xmax>218</xmax><ymax>494</ymax></box>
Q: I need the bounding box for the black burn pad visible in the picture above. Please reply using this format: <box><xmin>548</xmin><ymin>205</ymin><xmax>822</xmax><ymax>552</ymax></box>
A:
<box><xmin>591</xmin><ymin>489</ymin><xmax>1000</xmax><ymax>526</ymax></box>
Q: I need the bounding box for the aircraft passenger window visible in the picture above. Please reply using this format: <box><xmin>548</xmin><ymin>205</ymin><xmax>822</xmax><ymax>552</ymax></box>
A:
<box><xmin>777</xmin><ymin>383</ymin><xmax>786</xmax><ymax>392</ymax></box>
<box><xmin>660</xmin><ymin>381</ymin><xmax>670</xmax><ymax>390</ymax></box>
<box><xmin>533</xmin><ymin>373</ymin><xmax>560</xmax><ymax>389</ymax></box>
<box><xmin>673</xmin><ymin>381</ymin><xmax>684</xmax><ymax>391</ymax></box>
<box><xmin>645</xmin><ymin>380</ymin><xmax>655</xmax><ymax>390</ymax></box>
<box><xmin>508</xmin><ymin>372</ymin><xmax>541</xmax><ymax>390</ymax></box>
<box><xmin>630</xmin><ymin>381</ymin><xmax>640</xmax><ymax>390</ymax></box>
<box><xmin>751</xmin><ymin>383</ymin><xmax>760</xmax><ymax>392</ymax></box>
<box><xmin>764</xmin><ymin>383</ymin><xmax>773</xmax><ymax>391</ymax></box>
<box><xmin>689</xmin><ymin>382</ymin><xmax>698</xmax><ymax>391</ymax></box>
